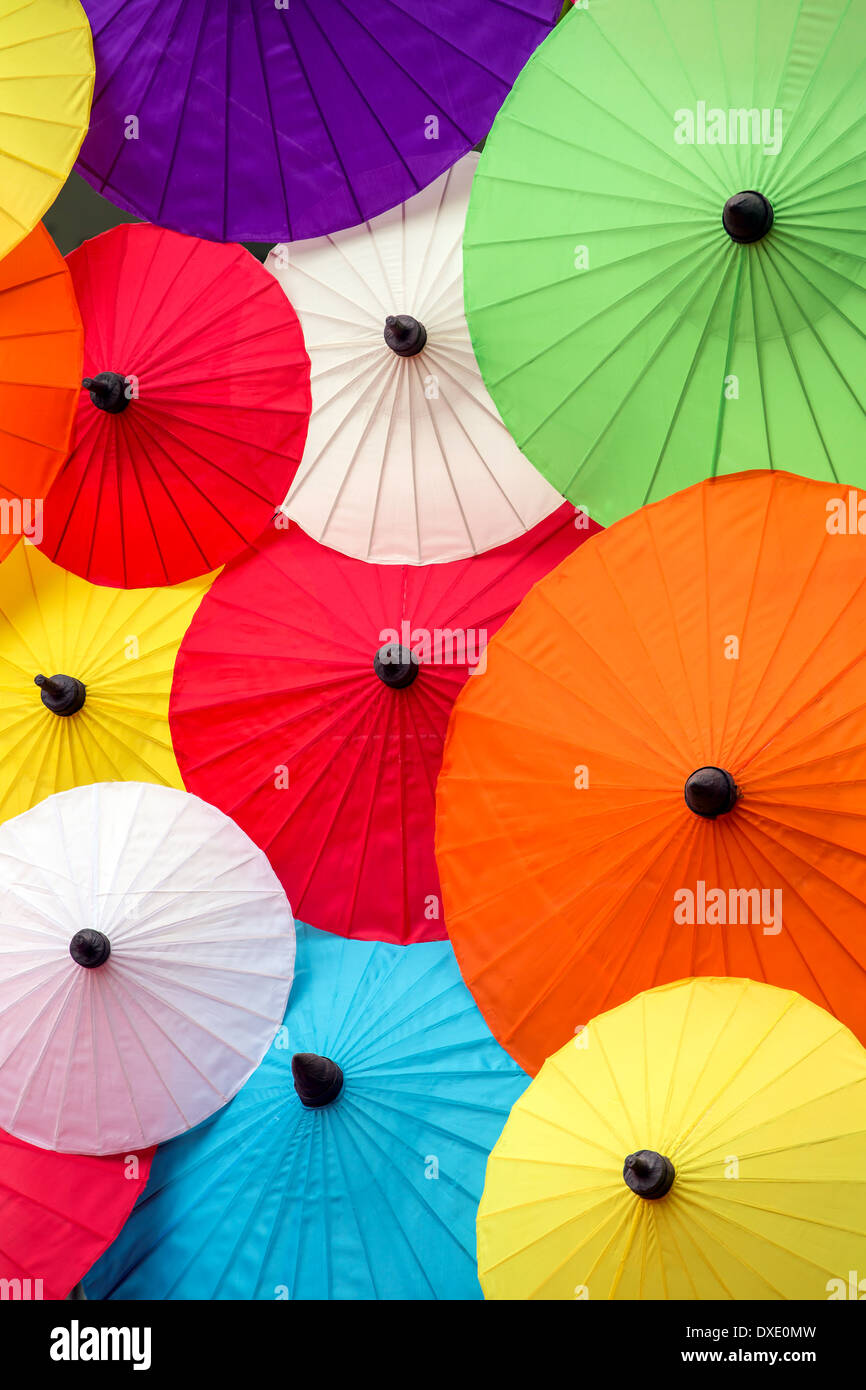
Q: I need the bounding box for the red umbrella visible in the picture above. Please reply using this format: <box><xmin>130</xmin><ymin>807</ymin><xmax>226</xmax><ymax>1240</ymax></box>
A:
<box><xmin>170</xmin><ymin>504</ymin><xmax>598</xmax><ymax>944</ymax></box>
<box><xmin>37</xmin><ymin>223</ymin><xmax>311</xmax><ymax>589</ymax></box>
<box><xmin>0</xmin><ymin>1128</ymin><xmax>152</xmax><ymax>1301</ymax></box>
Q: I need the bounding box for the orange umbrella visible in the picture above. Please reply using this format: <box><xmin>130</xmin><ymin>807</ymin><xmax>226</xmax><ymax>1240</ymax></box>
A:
<box><xmin>436</xmin><ymin>470</ymin><xmax>866</xmax><ymax>1074</ymax></box>
<box><xmin>0</xmin><ymin>224</ymin><xmax>83</xmax><ymax>563</ymax></box>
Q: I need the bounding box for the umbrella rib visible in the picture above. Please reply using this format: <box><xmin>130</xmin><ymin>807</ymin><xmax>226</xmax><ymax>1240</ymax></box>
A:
<box><xmin>735</xmin><ymin>580</ymin><xmax>866</xmax><ymax>774</ymax></box>
<box><xmin>120</xmin><ymin>236</ymin><xmax>228</xmax><ymax>369</ymax></box>
<box><xmin>407</xmin><ymin>354</ymin><xmax>476</xmax><ymax>553</ymax></box>
<box><xmin>747</xmin><ymin>723</ymin><xmax>866</xmax><ymax>785</ymax></box>
<box><xmin>712</xmin><ymin>476</ymin><xmax>774</xmax><ymax>761</ymax></box>
<box><xmin>139</xmin><ymin>273</ymin><xmax>283</xmax><ymax>378</ymax></box>
<box><xmin>5</xmin><ymin>968</ymin><xmax>84</xmax><ymax>1144</ymax></box>
<box><xmin>153</xmin><ymin>4</ymin><xmax>210</xmax><ymax>228</ymax></box>
<box><xmin>98</xmin><ymin>970</ymin><xmax>239</xmax><ymax>1115</ymax></box>
<box><xmin>334</xmin><ymin>1102</ymin><xmax>462</xmax><ymax>1288</ymax></box>
<box><xmin>0</xmin><ymin>1171</ymin><xmax>113</xmax><ymax>1242</ymax></box>
<box><xmin>452</xmin><ymin>808</ymin><xmax>688</xmax><ymax>1042</ymax></box>
<box><xmin>39</xmin><ymin>413</ymin><xmax>108</xmax><ymax>563</ymax></box>
<box><xmin>313</xmin><ymin>228</ymin><xmax>393</xmax><ymax>322</ymax></box>
<box><xmin>483</xmin><ymin>1197</ymin><xmax>628</xmax><ymax>1298</ymax></box>
<box><xmin>277</xmin><ymin>689</ymin><xmax>391</xmax><ymax>927</ymax></box>
<box><xmin>656</xmin><ymin>1203</ymin><xmax>732</xmax><ymax>1299</ymax></box>
<box><xmin>524</xmin><ymin>588</ymin><xmax>688</xmax><ymax>771</ymax></box>
<box><xmin>299</xmin><ymin>407</ymin><xmax>409</xmax><ymax>559</ymax></box>
<box><xmin>78</xmin><ymin>581</ymin><xmax>207</xmax><ymax>685</ymax></box>
<box><xmin>729</xmin><ymin>811</ymin><xmax>866</xmax><ymax>976</ymax></box>
<box><xmin>775</xmin><ymin>96</ymin><xmax>866</xmax><ymax>203</ymax></box>
<box><xmin>477</xmin><ymin>228</ymin><xmax>721</xmax><ymax>395</ymax></box>
<box><xmin>323</xmin><ymin>1115</ymin><xmax>395</xmax><ymax>1299</ymax></box>
<box><xmin>350</xmin><ymin>685</ymin><xmax>407</xmax><ymax>935</ymax></box>
<box><xmin>419</xmin><ymin>344</ymin><xmax>542</xmax><ymax>532</ymax></box>
<box><xmin>317</xmin><ymin>931</ymin><xmax>395</xmax><ymax>1065</ymax></box>
<box><xmin>122</xmin><ymin>407</ymin><xmax>248</xmax><ymax>561</ymax></box>
<box><xmin>680</xmin><ymin>1047</ymin><xmax>866</xmax><ymax>1163</ymax></box>
<box><xmin>213</xmin><ymin>1111</ymin><xmax>309</xmax><ymax>1299</ymax></box>
<box><xmin>760</xmin><ymin>233</ymin><xmax>866</xmax><ymax>399</ymax></box>
<box><xmin>178</xmin><ymin>676</ymin><xmax>378</xmax><ymax>791</ymax></box>
<box><xmin>98</xmin><ymin>1101</ymin><xmax>287</xmax><ymax>1297</ymax></box>
<box><xmin>70</xmin><ymin>709</ymin><xmax>174</xmax><ymax>785</ymax></box>
<box><xmin>84</xmin><ymin>0</ymin><xmax>166</xmax><ymax>113</ymax></box>
<box><xmin>340</xmin><ymin>988</ymin><xmax>479</xmax><ymax>1073</ymax></box>
<box><xmin>430</xmin><ymin>508</ymin><xmax>580</xmax><ymax>631</ymax></box>
<box><xmin>676</xmin><ymin>1195</ymin><xmax>840</xmax><ymax>1295</ymax></box>
<box><xmin>718</xmin><ymin>501</ymin><xmax>831</xmax><ymax>766</ymax></box>
<box><xmin>637</xmin><ymin>252</ymin><xmax>739</xmax><ymax>507</ymax></box>
<box><xmin>363</xmin><ymin>364</ymin><xmax>421</xmax><ymax>562</ymax></box>
<box><xmin>410</xmin><ymin>164</ymin><xmax>457</xmax><ymax>317</ymax></box>
<box><xmin>288</xmin><ymin>357</ymin><xmax>400</xmax><ymax>548</ymax></box>
<box><xmin>664</xmin><ymin>985</ymin><xmax>780</xmax><ymax>1165</ymax></box>
<box><xmin>347</xmin><ymin>1089</ymin><xmax>503</xmax><ymax>1185</ymax></box>
<box><xmin>756</xmin><ymin>239</ymin><xmax>839</xmax><ymax>472</ymax></box>
<box><xmin>326</xmin><ymin>0</ymin><xmax>476</xmax><ymax>146</ymax></box>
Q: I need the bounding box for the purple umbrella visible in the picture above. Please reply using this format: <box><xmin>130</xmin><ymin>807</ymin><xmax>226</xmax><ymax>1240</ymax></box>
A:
<box><xmin>76</xmin><ymin>0</ymin><xmax>559</xmax><ymax>243</ymax></box>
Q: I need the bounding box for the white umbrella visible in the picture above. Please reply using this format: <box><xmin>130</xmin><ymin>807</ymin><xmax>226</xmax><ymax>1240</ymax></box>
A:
<box><xmin>0</xmin><ymin>783</ymin><xmax>294</xmax><ymax>1155</ymax></box>
<box><xmin>266</xmin><ymin>153</ymin><xmax>562</xmax><ymax>565</ymax></box>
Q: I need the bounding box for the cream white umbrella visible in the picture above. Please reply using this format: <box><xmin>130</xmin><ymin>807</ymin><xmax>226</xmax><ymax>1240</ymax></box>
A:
<box><xmin>266</xmin><ymin>153</ymin><xmax>562</xmax><ymax>565</ymax></box>
<box><xmin>0</xmin><ymin>782</ymin><xmax>294</xmax><ymax>1155</ymax></box>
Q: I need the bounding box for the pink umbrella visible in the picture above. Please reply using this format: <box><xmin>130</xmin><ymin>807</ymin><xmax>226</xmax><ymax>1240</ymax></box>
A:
<box><xmin>170</xmin><ymin>505</ymin><xmax>600</xmax><ymax>944</ymax></box>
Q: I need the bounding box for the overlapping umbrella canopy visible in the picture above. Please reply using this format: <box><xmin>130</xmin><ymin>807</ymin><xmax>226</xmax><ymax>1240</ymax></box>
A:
<box><xmin>170</xmin><ymin>504</ymin><xmax>597</xmax><ymax>944</ymax></box>
<box><xmin>0</xmin><ymin>782</ymin><xmax>294</xmax><ymax>1154</ymax></box>
<box><xmin>76</xmin><ymin>0</ymin><xmax>559</xmax><ymax>243</ymax></box>
<box><xmin>84</xmin><ymin>923</ymin><xmax>527</xmax><ymax>1300</ymax></box>
<box><xmin>0</xmin><ymin>224</ymin><xmax>83</xmax><ymax>564</ymax></box>
<box><xmin>478</xmin><ymin>977</ymin><xmax>866</xmax><ymax>1300</ymax></box>
<box><xmin>437</xmin><ymin>471</ymin><xmax>866</xmax><ymax>1073</ymax></box>
<box><xmin>0</xmin><ymin>542</ymin><xmax>212</xmax><ymax>823</ymax></box>
<box><xmin>266</xmin><ymin>154</ymin><xmax>562</xmax><ymax>564</ymax></box>
<box><xmin>464</xmin><ymin>0</ymin><xmax>866</xmax><ymax>523</ymax></box>
<box><xmin>37</xmin><ymin>223</ymin><xmax>311</xmax><ymax>588</ymax></box>
<box><xmin>0</xmin><ymin>1128</ymin><xmax>152</xmax><ymax>1300</ymax></box>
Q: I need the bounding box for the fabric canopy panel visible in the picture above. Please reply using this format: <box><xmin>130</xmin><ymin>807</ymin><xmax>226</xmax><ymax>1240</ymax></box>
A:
<box><xmin>437</xmin><ymin>471</ymin><xmax>866</xmax><ymax>1073</ymax></box>
<box><xmin>0</xmin><ymin>783</ymin><xmax>295</xmax><ymax>1154</ymax></box>
<box><xmin>267</xmin><ymin>155</ymin><xmax>562</xmax><ymax>565</ymax></box>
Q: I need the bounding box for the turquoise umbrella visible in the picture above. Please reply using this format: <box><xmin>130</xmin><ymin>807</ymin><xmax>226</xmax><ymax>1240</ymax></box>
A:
<box><xmin>84</xmin><ymin>924</ymin><xmax>527</xmax><ymax>1300</ymax></box>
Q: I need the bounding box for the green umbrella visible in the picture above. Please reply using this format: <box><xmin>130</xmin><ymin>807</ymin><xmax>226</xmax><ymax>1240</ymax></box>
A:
<box><xmin>464</xmin><ymin>0</ymin><xmax>866</xmax><ymax>525</ymax></box>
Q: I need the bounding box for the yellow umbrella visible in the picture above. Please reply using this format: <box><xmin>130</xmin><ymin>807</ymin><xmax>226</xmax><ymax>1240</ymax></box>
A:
<box><xmin>0</xmin><ymin>0</ymin><xmax>93</xmax><ymax>260</ymax></box>
<box><xmin>0</xmin><ymin>543</ymin><xmax>213</xmax><ymax>821</ymax></box>
<box><xmin>478</xmin><ymin>977</ymin><xmax>866</xmax><ymax>1300</ymax></box>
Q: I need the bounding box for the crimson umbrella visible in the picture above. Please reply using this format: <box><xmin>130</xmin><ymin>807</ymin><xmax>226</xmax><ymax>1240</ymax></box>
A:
<box><xmin>76</xmin><ymin>1</ymin><xmax>559</xmax><ymax>243</ymax></box>
<box><xmin>0</xmin><ymin>1128</ymin><xmax>152</xmax><ymax>1301</ymax></box>
<box><xmin>37</xmin><ymin>223</ymin><xmax>311</xmax><ymax>589</ymax></box>
<box><xmin>170</xmin><ymin>504</ymin><xmax>598</xmax><ymax>944</ymax></box>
